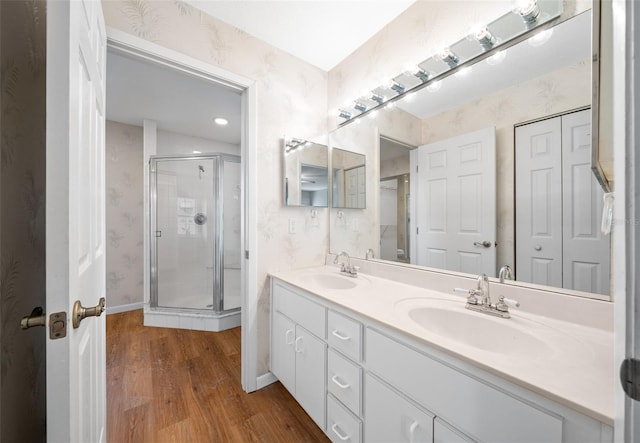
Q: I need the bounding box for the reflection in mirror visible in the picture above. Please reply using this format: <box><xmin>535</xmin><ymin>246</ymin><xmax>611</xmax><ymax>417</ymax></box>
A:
<box><xmin>380</xmin><ymin>137</ymin><xmax>415</xmax><ymax>263</ymax></box>
<box><xmin>283</xmin><ymin>138</ymin><xmax>328</xmax><ymax>207</ymax></box>
<box><xmin>332</xmin><ymin>148</ymin><xmax>366</xmax><ymax>209</ymax></box>
<box><xmin>329</xmin><ymin>11</ymin><xmax>610</xmax><ymax>300</ymax></box>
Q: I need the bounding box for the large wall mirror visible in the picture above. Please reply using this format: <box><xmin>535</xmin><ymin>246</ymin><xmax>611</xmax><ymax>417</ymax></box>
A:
<box><xmin>329</xmin><ymin>9</ymin><xmax>611</xmax><ymax>300</ymax></box>
<box><xmin>283</xmin><ymin>137</ymin><xmax>329</xmax><ymax>207</ymax></box>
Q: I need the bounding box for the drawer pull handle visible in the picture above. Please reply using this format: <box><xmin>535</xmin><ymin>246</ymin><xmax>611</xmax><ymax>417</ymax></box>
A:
<box><xmin>331</xmin><ymin>374</ymin><xmax>351</xmax><ymax>389</ymax></box>
<box><xmin>409</xmin><ymin>420</ymin><xmax>419</xmax><ymax>443</ymax></box>
<box><xmin>331</xmin><ymin>423</ymin><xmax>350</xmax><ymax>441</ymax></box>
<box><xmin>294</xmin><ymin>337</ymin><xmax>303</xmax><ymax>353</ymax></box>
<box><xmin>332</xmin><ymin>329</ymin><xmax>350</xmax><ymax>341</ymax></box>
<box><xmin>285</xmin><ymin>329</ymin><xmax>294</xmax><ymax>345</ymax></box>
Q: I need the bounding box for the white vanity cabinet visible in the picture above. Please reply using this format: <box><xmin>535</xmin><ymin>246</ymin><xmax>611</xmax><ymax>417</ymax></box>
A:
<box><xmin>271</xmin><ymin>281</ymin><xmax>327</xmax><ymax>430</ymax></box>
<box><xmin>269</xmin><ymin>277</ymin><xmax>613</xmax><ymax>443</ymax></box>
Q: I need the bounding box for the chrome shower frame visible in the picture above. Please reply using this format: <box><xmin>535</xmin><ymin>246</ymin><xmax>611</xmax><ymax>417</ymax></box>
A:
<box><xmin>149</xmin><ymin>153</ymin><xmax>241</xmax><ymax>315</ymax></box>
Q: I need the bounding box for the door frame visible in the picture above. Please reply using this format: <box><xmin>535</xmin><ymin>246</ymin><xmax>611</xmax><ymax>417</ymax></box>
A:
<box><xmin>105</xmin><ymin>28</ymin><xmax>259</xmax><ymax>392</ymax></box>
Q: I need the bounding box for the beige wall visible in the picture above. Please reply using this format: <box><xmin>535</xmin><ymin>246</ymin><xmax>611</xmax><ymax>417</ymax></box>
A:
<box><xmin>106</xmin><ymin>121</ymin><xmax>144</xmax><ymax>309</ymax></box>
<box><xmin>102</xmin><ymin>1</ymin><xmax>329</xmax><ymax>376</ymax></box>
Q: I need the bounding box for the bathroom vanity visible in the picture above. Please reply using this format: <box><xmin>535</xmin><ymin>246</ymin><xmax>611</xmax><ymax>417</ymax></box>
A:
<box><xmin>269</xmin><ymin>264</ymin><xmax>614</xmax><ymax>443</ymax></box>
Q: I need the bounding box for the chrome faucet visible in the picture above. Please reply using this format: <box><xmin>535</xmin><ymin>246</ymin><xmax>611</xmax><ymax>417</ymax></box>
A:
<box><xmin>365</xmin><ymin>248</ymin><xmax>375</xmax><ymax>260</ymax></box>
<box><xmin>454</xmin><ymin>273</ymin><xmax>520</xmax><ymax>319</ymax></box>
<box><xmin>498</xmin><ymin>265</ymin><xmax>513</xmax><ymax>283</ymax></box>
<box><xmin>334</xmin><ymin>251</ymin><xmax>358</xmax><ymax>277</ymax></box>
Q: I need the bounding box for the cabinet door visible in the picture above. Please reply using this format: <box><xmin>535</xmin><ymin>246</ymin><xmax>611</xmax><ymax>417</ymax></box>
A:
<box><xmin>365</xmin><ymin>374</ymin><xmax>434</xmax><ymax>443</ymax></box>
<box><xmin>434</xmin><ymin>418</ymin><xmax>475</xmax><ymax>443</ymax></box>
<box><xmin>271</xmin><ymin>311</ymin><xmax>296</xmax><ymax>394</ymax></box>
<box><xmin>295</xmin><ymin>325</ymin><xmax>327</xmax><ymax>430</ymax></box>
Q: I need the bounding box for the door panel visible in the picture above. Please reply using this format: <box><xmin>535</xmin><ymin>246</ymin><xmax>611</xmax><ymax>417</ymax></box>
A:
<box><xmin>295</xmin><ymin>325</ymin><xmax>326</xmax><ymax>430</ymax></box>
<box><xmin>415</xmin><ymin>127</ymin><xmax>496</xmax><ymax>276</ymax></box>
<box><xmin>271</xmin><ymin>312</ymin><xmax>295</xmax><ymax>394</ymax></box>
<box><xmin>561</xmin><ymin>110</ymin><xmax>610</xmax><ymax>295</ymax></box>
<box><xmin>46</xmin><ymin>1</ymin><xmax>106</xmax><ymax>441</ymax></box>
<box><xmin>515</xmin><ymin>118</ymin><xmax>562</xmax><ymax>287</ymax></box>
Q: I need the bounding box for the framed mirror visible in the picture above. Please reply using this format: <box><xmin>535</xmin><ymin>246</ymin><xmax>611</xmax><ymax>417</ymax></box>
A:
<box><xmin>283</xmin><ymin>138</ymin><xmax>328</xmax><ymax>207</ymax></box>
<box><xmin>331</xmin><ymin>148</ymin><xmax>366</xmax><ymax>209</ymax></box>
<box><xmin>329</xmin><ymin>10</ymin><xmax>610</xmax><ymax>300</ymax></box>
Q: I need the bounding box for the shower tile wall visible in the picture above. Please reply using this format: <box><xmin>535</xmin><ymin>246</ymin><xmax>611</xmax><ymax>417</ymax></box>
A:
<box><xmin>105</xmin><ymin>121</ymin><xmax>144</xmax><ymax>309</ymax></box>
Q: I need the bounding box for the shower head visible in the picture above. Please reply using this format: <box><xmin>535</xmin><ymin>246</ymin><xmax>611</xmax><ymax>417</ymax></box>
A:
<box><xmin>198</xmin><ymin>165</ymin><xmax>205</xmax><ymax>173</ymax></box>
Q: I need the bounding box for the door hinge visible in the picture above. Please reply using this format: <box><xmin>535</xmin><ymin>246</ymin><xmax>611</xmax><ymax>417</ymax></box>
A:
<box><xmin>620</xmin><ymin>358</ymin><xmax>640</xmax><ymax>400</ymax></box>
<box><xmin>245</xmin><ymin>250</ymin><xmax>249</xmax><ymax>259</ymax></box>
<box><xmin>416</xmin><ymin>227</ymin><xmax>419</xmax><ymax>235</ymax></box>
<box><xmin>416</xmin><ymin>165</ymin><xmax>419</xmax><ymax>173</ymax></box>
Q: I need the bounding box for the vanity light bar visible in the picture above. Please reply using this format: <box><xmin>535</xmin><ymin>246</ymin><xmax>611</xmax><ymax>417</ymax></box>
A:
<box><xmin>338</xmin><ymin>109</ymin><xmax>352</xmax><ymax>121</ymax></box>
<box><xmin>474</xmin><ymin>27</ymin><xmax>498</xmax><ymax>51</ymax></box>
<box><xmin>514</xmin><ymin>0</ymin><xmax>541</xmax><ymax>25</ymax></box>
<box><xmin>370</xmin><ymin>93</ymin><xmax>384</xmax><ymax>105</ymax></box>
<box><xmin>389</xmin><ymin>80</ymin><xmax>406</xmax><ymax>94</ymax></box>
<box><xmin>354</xmin><ymin>102</ymin><xmax>368</xmax><ymax>112</ymax></box>
<box><xmin>413</xmin><ymin>67</ymin><xmax>431</xmax><ymax>83</ymax></box>
<box><xmin>336</xmin><ymin>0</ymin><xmax>560</xmax><ymax>126</ymax></box>
<box><xmin>438</xmin><ymin>48</ymin><xmax>460</xmax><ymax>68</ymax></box>
<box><xmin>285</xmin><ymin>137</ymin><xmax>308</xmax><ymax>153</ymax></box>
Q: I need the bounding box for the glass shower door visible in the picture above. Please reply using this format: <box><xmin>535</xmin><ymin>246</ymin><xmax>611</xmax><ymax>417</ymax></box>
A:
<box><xmin>154</xmin><ymin>157</ymin><xmax>218</xmax><ymax>310</ymax></box>
<box><xmin>222</xmin><ymin>156</ymin><xmax>241</xmax><ymax>311</ymax></box>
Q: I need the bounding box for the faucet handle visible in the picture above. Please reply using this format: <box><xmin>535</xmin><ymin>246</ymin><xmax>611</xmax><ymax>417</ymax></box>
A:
<box><xmin>454</xmin><ymin>287</ymin><xmax>480</xmax><ymax>305</ymax></box>
<box><xmin>496</xmin><ymin>296</ymin><xmax>520</xmax><ymax>312</ymax></box>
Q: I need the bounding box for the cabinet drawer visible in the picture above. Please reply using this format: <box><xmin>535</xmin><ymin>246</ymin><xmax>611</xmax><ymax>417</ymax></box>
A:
<box><xmin>273</xmin><ymin>281</ymin><xmax>326</xmax><ymax>339</ymax></box>
<box><xmin>327</xmin><ymin>394</ymin><xmax>362</xmax><ymax>443</ymax></box>
<box><xmin>364</xmin><ymin>374</ymin><xmax>434</xmax><ymax>443</ymax></box>
<box><xmin>328</xmin><ymin>310</ymin><xmax>362</xmax><ymax>361</ymax></box>
<box><xmin>328</xmin><ymin>349</ymin><xmax>362</xmax><ymax>416</ymax></box>
<box><xmin>366</xmin><ymin>328</ymin><xmax>563</xmax><ymax>443</ymax></box>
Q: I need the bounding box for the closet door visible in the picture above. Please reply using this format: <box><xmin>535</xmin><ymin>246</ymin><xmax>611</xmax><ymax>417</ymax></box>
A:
<box><xmin>561</xmin><ymin>110</ymin><xmax>610</xmax><ymax>295</ymax></box>
<box><xmin>515</xmin><ymin>117</ymin><xmax>563</xmax><ymax>287</ymax></box>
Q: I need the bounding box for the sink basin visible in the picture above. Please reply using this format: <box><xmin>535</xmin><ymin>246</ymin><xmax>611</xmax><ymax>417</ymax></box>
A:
<box><xmin>396</xmin><ymin>298</ymin><xmax>551</xmax><ymax>356</ymax></box>
<box><xmin>310</xmin><ymin>273</ymin><xmax>359</xmax><ymax>290</ymax></box>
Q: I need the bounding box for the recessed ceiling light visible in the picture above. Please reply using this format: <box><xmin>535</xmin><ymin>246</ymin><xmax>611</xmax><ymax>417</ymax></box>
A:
<box><xmin>214</xmin><ymin>117</ymin><xmax>228</xmax><ymax>126</ymax></box>
<box><xmin>193</xmin><ymin>150</ymin><xmax>202</xmax><ymax>154</ymax></box>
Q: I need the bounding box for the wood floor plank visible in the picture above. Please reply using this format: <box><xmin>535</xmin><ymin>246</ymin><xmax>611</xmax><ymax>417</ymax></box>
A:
<box><xmin>107</xmin><ymin>310</ymin><xmax>329</xmax><ymax>443</ymax></box>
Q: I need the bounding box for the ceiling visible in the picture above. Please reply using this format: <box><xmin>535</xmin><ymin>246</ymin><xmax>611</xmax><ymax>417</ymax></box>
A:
<box><xmin>186</xmin><ymin>0</ymin><xmax>416</xmax><ymax>71</ymax></box>
<box><xmin>106</xmin><ymin>51</ymin><xmax>242</xmax><ymax>144</ymax></box>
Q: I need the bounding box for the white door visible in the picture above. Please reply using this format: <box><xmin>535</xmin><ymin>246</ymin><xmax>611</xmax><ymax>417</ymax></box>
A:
<box><xmin>515</xmin><ymin>117</ymin><xmax>563</xmax><ymax>287</ymax></box>
<box><xmin>413</xmin><ymin>127</ymin><xmax>496</xmax><ymax>276</ymax></box>
<box><xmin>271</xmin><ymin>311</ymin><xmax>295</xmax><ymax>394</ymax></box>
<box><xmin>561</xmin><ymin>110</ymin><xmax>610</xmax><ymax>295</ymax></box>
<box><xmin>46</xmin><ymin>1</ymin><xmax>107</xmax><ymax>442</ymax></box>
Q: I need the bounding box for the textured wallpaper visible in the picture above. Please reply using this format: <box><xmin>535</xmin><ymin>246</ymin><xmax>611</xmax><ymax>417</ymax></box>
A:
<box><xmin>0</xmin><ymin>1</ymin><xmax>47</xmax><ymax>440</ymax></box>
<box><xmin>105</xmin><ymin>120</ymin><xmax>144</xmax><ymax>308</ymax></box>
<box><xmin>102</xmin><ymin>0</ymin><xmax>329</xmax><ymax>376</ymax></box>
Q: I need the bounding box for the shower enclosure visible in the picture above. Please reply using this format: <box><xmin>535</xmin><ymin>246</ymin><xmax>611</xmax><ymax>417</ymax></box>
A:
<box><xmin>149</xmin><ymin>154</ymin><xmax>241</xmax><ymax>322</ymax></box>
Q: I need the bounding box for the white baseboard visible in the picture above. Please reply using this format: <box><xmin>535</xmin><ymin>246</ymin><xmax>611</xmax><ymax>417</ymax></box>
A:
<box><xmin>256</xmin><ymin>372</ymin><xmax>278</xmax><ymax>390</ymax></box>
<box><xmin>106</xmin><ymin>302</ymin><xmax>144</xmax><ymax>315</ymax></box>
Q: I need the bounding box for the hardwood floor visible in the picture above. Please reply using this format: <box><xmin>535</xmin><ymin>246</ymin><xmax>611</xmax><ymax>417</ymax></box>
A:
<box><xmin>107</xmin><ymin>310</ymin><xmax>329</xmax><ymax>442</ymax></box>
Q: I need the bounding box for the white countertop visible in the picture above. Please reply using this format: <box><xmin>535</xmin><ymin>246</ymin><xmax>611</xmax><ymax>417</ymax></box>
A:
<box><xmin>269</xmin><ymin>265</ymin><xmax>615</xmax><ymax>426</ymax></box>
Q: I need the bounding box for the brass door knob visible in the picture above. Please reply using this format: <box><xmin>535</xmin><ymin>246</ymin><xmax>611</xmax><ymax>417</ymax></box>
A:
<box><xmin>72</xmin><ymin>297</ymin><xmax>106</xmax><ymax>328</ymax></box>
